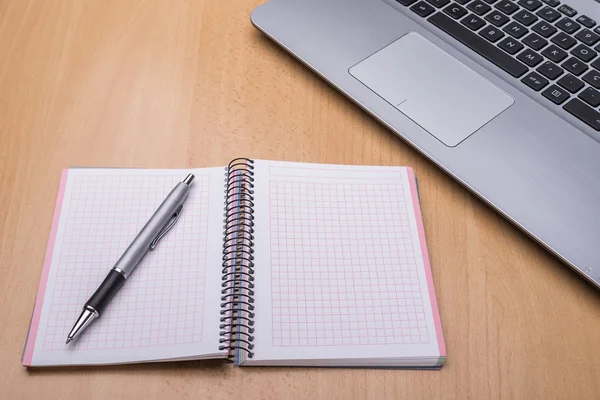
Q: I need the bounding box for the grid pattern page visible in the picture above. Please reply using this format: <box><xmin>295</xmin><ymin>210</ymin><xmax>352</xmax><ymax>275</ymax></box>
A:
<box><xmin>250</xmin><ymin>160</ymin><xmax>443</xmax><ymax>364</ymax></box>
<box><xmin>27</xmin><ymin>168</ymin><xmax>226</xmax><ymax>366</ymax></box>
<box><xmin>269</xmin><ymin>180</ymin><xmax>427</xmax><ymax>347</ymax></box>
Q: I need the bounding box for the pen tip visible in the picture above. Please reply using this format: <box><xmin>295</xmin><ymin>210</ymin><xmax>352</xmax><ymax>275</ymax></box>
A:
<box><xmin>183</xmin><ymin>174</ymin><xmax>194</xmax><ymax>186</ymax></box>
<box><xmin>65</xmin><ymin>338</ymin><xmax>72</xmax><ymax>344</ymax></box>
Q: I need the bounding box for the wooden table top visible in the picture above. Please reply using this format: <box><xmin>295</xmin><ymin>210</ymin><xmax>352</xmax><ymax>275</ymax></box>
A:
<box><xmin>1</xmin><ymin>1</ymin><xmax>599</xmax><ymax>398</ymax></box>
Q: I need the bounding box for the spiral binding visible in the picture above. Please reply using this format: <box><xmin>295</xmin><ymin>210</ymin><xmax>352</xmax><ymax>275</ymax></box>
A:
<box><xmin>219</xmin><ymin>158</ymin><xmax>256</xmax><ymax>363</ymax></box>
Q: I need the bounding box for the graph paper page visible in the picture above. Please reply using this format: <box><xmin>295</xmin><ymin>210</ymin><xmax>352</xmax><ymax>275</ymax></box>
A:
<box><xmin>24</xmin><ymin>168</ymin><xmax>226</xmax><ymax>366</ymax></box>
<box><xmin>248</xmin><ymin>160</ymin><xmax>445</xmax><ymax>365</ymax></box>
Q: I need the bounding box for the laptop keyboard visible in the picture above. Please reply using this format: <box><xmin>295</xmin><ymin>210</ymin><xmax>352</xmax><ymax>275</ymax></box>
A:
<box><xmin>395</xmin><ymin>0</ymin><xmax>600</xmax><ymax>131</ymax></box>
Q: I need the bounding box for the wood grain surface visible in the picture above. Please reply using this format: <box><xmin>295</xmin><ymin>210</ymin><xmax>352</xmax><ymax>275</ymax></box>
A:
<box><xmin>1</xmin><ymin>1</ymin><xmax>599</xmax><ymax>399</ymax></box>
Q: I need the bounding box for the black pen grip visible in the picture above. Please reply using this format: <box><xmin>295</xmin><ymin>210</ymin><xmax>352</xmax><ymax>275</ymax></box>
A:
<box><xmin>86</xmin><ymin>270</ymin><xmax>126</xmax><ymax>315</ymax></box>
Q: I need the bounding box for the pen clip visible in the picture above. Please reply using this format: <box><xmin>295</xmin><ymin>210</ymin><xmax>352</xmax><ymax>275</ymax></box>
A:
<box><xmin>150</xmin><ymin>204</ymin><xmax>183</xmax><ymax>250</ymax></box>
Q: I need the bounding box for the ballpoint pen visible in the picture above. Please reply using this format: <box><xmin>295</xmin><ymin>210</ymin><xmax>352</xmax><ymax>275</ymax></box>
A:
<box><xmin>66</xmin><ymin>173</ymin><xmax>195</xmax><ymax>344</ymax></box>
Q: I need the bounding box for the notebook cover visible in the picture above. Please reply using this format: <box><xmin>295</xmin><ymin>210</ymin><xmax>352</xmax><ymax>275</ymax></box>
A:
<box><xmin>22</xmin><ymin>169</ymin><xmax>69</xmax><ymax>366</ymax></box>
<box><xmin>407</xmin><ymin>168</ymin><xmax>446</xmax><ymax>362</ymax></box>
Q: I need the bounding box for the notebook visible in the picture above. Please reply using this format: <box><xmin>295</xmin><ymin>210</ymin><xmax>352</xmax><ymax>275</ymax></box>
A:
<box><xmin>22</xmin><ymin>159</ymin><xmax>446</xmax><ymax>368</ymax></box>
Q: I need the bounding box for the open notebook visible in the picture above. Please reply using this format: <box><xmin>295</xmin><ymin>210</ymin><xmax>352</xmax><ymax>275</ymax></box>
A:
<box><xmin>22</xmin><ymin>159</ymin><xmax>446</xmax><ymax>368</ymax></box>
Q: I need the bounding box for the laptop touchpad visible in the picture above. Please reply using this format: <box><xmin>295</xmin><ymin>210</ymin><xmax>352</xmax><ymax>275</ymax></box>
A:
<box><xmin>349</xmin><ymin>32</ymin><xmax>514</xmax><ymax>147</ymax></box>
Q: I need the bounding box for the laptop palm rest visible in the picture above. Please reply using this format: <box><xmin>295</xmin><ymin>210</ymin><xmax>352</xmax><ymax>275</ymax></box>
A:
<box><xmin>349</xmin><ymin>32</ymin><xmax>514</xmax><ymax>147</ymax></box>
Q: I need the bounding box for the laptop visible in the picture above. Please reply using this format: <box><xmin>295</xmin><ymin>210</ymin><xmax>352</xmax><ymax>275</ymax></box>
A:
<box><xmin>251</xmin><ymin>0</ymin><xmax>600</xmax><ymax>290</ymax></box>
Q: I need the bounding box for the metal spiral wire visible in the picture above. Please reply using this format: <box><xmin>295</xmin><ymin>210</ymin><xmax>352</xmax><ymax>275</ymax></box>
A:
<box><xmin>219</xmin><ymin>158</ymin><xmax>255</xmax><ymax>362</ymax></box>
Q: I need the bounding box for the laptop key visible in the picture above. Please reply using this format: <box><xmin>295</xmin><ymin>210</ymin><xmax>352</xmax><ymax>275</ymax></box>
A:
<box><xmin>521</xmin><ymin>71</ymin><xmax>549</xmax><ymax>90</ymax></box>
<box><xmin>556</xmin><ymin>17</ymin><xmax>581</xmax><ymax>34</ymax></box>
<box><xmin>498</xmin><ymin>36</ymin><xmax>524</xmax><ymax>53</ymax></box>
<box><xmin>455</xmin><ymin>0</ymin><xmax>471</xmax><ymax>4</ymax></box>
<box><xmin>514</xmin><ymin>10</ymin><xmax>538</xmax><ymax>26</ymax></box>
<box><xmin>557</xmin><ymin>4</ymin><xmax>577</xmax><ymax>17</ymax></box>
<box><xmin>582</xmin><ymin>70</ymin><xmax>600</xmax><ymax>88</ymax></box>
<box><xmin>563</xmin><ymin>98</ymin><xmax>600</xmax><ymax>130</ymax></box>
<box><xmin>486</xmin><ymin>10</ymin><xmax>510</xmax><ymax>26</ymax></box>
<box><xmin>468</xmin><ymin>0</ymin><xmax>492</xmax><ymax>15</ymax></box>
<box><xmin>495</xmin><ymin>0</ymin><xmax>519</xmax><ymax>15</ymax></box>
<box><xmin>574</xmin><ymin>29</ymin><xmax>600</xmax><ymax>46</ymax></box>
<box><xmin>411</xmin><ymin>1</ymin><xmax>436</xmax><ymax>16</ymax></box>
<box><xmin>562</xmin><ymin>57</ymin><xmax>588</xmax><ymax>75</ymax></box>
<box><xmin>571</xmin><ymin>44</ymin><xmax>597</xmax><ymax>62</ymax></box>
<box><xmin>576</xmin><ymin>15</ymin><xmax>596</xmax><ymax>28</ymax></box>
<box><xmin>429</xmin><ymin>13</ymin><xmax>528</xmax><ymax>77</ymax></box>
<box><xmin>522</xmin><ymin>33</ymin><xmax>548</xmax><ymax>50</ymax></box>
<box><xmin>543</xmin><ymin>84</ymin><xmax>570</xmax><ymax>104</ymax></box>
<box><xmin>578</xmin><ymin>87</ymin><xmax>600</xmax><ymax>106</ymax></box>
<box><xmin>461</xmin><ymin>14</ymin><xmax>486</xmax><ymax>30</ymax></box>
<box><xmin>557</xmin><ymin>73</ymin><xmax>584</xmax><ymax>92</ymax></box>
<box><xmin>532</xmin><ymin>21</ymin><xmax>557</xmax><ymax>37</ymax></box>
<box><xmin>537</xmin><ymin>60</ymin><xmax>564</xmax><ymax>79</ymax></box>
<box><xmin>444</xmin><ymin>4</ymin><xmax>469</xmax><ymax>19</ymax></box>
<box><xmin>551</xmin><ymin>32</ymin><xmax>577</xmax><ymax>49</ymax></box>
<box><xmin>518</xmin><ymin>48</ymin><xmax>544</xmax><ymax>66</ymax></box>
<box><xmin>426</xmin><ymin>0</ymin><xmax>451</xmax><ymax>8</ymax></box>
<box><xmin>541</xmin><ymin>44</ymin><xmax>568</xmax><ymax>62</ymax></box>
<box><xmin>536</xmin><ymin>7</ymin><xmax>561</xmax><ymax>22</ymax></box>
<box><xmin>480</xmin><ymin>25</ymin><xmax>505</xmax><ymax>42</ymax></box>
<box><xmin>482</xmin><ymin>0</ymin><xmax>499</xmax><ymax>3</ymax></box>
<box><xmin>503</xmin><ymin>21</ymin><xmax>528</xmax><ymax>38</ymax></box>
<box><xmin>592</xmin><ymin>58</ymin><xmax>600</xmax><ymax>70</ymax></box>
<box><xmin>541</xmin><ymin>0</ymin><xmax>560</xmax><ymax>6</ymax></box>
<box><xmin>397</xmin><ymin>0</ymin><xmax>419</xmax><ymax>6</ymax></box>
<box><xmin>518</xmin><ymin>0</ymin><xmax>542</xmax><ymax>11</ymax></box>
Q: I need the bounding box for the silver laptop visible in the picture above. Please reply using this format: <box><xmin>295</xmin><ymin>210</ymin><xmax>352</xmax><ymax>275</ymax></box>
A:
<box><xmin>251</xmin><ymin>0</ymin><xmax>600</xmax><ymax>289</ymax></box>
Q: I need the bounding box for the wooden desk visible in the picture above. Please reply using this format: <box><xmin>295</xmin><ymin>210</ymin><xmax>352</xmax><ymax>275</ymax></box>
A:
<box><xmin>1</xmin><ymin>1</ymin><xmax>599</xmax><ymax>398</ymax></box>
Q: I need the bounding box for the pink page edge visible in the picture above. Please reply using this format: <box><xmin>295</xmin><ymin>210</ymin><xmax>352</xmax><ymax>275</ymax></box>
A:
<box><xmin>22</xmin><ymin>169</ymin><xmax>69</xmax><ymax>366</ymax></box>
<box><xmin>407</xmin><ymin>168</ymin><xmax>446</xmax><ymax>358</ymax></box>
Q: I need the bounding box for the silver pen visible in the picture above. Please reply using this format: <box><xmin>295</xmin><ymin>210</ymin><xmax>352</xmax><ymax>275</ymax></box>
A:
<box><xmin>66</xmin><ymin>173</ymin><xmax>195</xmax><ymax>344</ymax></box>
